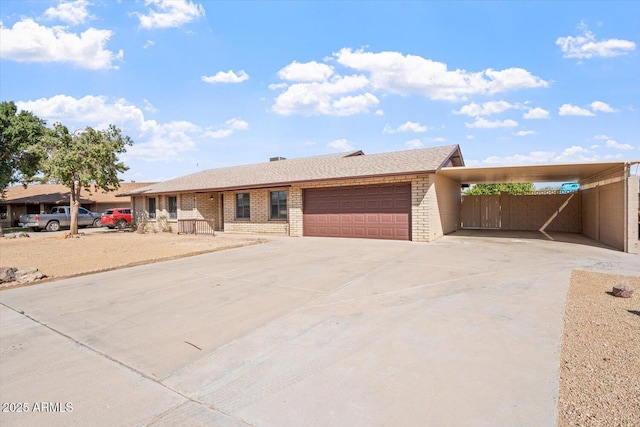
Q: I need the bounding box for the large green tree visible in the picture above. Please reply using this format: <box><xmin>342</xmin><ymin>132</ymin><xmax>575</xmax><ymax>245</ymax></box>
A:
<box><xmin>465</xmin><ymin>182</ymin><xmax>535</xmax><ymax>195</ymax></box>
<box><xmin>0</xmin><ymin>101</ymin><xmax>47</xmax><ymax>236</ymax></box>
<box><xmin>42</xmin><ymin>123</ymin><xmax>133</xmax><ymax>235</ymax></box>
<box><xmin>0</xmin><ymin>101</ymin><xmax>47</xmax><ymax>190</ymax></box>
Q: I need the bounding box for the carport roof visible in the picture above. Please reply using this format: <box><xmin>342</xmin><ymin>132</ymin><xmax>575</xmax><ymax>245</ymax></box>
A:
<box><xmin>438</xmin><ymin>161</ymin><xmax>639</xmax><ymax>184</ymax></box>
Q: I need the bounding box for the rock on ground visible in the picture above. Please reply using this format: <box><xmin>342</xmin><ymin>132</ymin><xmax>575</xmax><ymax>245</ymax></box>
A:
<box><xmin>0</xmin><ymin>266</ymin><xmax>45</xmax><ymax>286</ymax></box>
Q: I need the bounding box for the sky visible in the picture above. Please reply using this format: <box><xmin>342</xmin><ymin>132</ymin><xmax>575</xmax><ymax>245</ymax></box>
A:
<box><xmin>1</xmin><ymin>0</ymin><xmax>639</xmax><ymax>183</ymax></box>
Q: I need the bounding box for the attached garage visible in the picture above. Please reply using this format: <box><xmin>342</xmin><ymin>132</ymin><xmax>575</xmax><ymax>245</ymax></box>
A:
<box><xmin>303</xmin><ymin>183</ymin><xmax>411</xmax><ymax>240</ymax></box>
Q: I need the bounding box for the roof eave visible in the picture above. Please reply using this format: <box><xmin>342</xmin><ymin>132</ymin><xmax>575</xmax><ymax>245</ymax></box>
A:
<box><xmin>129</xmin><ymin>170</ymin><xmax>438</xmax><ymax>196</ymax></box>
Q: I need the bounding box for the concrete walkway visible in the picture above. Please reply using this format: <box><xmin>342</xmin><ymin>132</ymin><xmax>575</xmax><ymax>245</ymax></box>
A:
<box><xmin>1</xmin><ymin>233</ymin><xmax>638</xmax><ymax>426</ymax></box>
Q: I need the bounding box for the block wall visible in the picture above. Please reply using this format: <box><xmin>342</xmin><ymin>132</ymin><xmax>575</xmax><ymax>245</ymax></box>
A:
<box><xmin>626</xmin><ymin>177</ymin><xmax>639</xmax><ymax>254</ymax></box>
<box><xmin>581</xmin><ymin>188</ymin><xmax>599</xmax><ymax>241</ymax></box>
<box><xmin>430</xmin><ymin>173</ymin><xmax>461</xmax><ymax>238</ymax></box>
<box><xmin>581</xmin><ymin>180</ymin><xmax>627</xmax><ymax>251</ymax></box>
<box><xmin>598</xmin><ymin>180</ymin><xmax>625</xmax><ymax>250</ymax></box>
<box><xmin>506</xmin><ymin>193</ymin><xmax>582</xmax><ymax>232</ymax></box>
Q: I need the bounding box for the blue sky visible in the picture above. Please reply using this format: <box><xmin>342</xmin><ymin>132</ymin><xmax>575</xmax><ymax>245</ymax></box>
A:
<box><xmin>1</xmin><ymin>0</ymin><xmax>639</xmax><ymax>183</ymax></box>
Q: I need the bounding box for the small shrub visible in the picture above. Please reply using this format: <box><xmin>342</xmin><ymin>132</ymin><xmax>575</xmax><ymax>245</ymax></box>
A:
<box><xmin>157</xmin><ymin>215</ymin><xmax>171</xmax><ymax>233</ymax></box>
<box><xmin>133</xmin><ymin>212</ymin><xmax>149</xmax><ymax>234</ymax></box>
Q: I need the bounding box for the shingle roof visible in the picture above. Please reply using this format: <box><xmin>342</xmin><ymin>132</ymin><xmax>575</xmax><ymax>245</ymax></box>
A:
<box><xmin>1</xmin><ymin>182</ymin><xmax>156</xmax><ymax>204</ymax></box>
<box><xmin>126</xmin><ymin>144</ymin><xmax>463</xmax><ymax>196</ymax></box>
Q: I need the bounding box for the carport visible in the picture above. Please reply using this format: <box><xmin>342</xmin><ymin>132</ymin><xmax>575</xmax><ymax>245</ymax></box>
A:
<box><xmin>438</xmin><ymin>161</ymin><xmax>639</xmax><ymax>253</ymax></box>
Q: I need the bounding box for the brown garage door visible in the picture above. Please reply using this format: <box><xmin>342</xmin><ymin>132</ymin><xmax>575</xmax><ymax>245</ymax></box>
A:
<box><xmin>303</xmin><ymin>183</ymin><xmax>411</xmax><ymax>240</ymax></box>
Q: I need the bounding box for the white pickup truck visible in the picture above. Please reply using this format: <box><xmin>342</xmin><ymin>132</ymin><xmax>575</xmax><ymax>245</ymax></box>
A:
<box><xmin>19</xmin><ymin>206</ymin><xmax>102</xmax><ymax>232</ymax></box>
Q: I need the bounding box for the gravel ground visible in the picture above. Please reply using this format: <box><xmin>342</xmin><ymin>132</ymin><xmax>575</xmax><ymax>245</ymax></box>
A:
<box><xmin>558</xmin><ymin>270</ymin><xmax>640</xmax><ymax>427</ymax></box>
<box><xmin>0</xmin><ymin>230</ymin><xmax>263</xmax><ymax>287</ymax></box>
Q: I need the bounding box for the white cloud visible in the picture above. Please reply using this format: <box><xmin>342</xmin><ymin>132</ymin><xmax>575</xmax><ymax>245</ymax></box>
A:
<box><xmin>558</xmin><ymin>104</ymin><xmax>595</xmax><ymax>117</ymax></box>
<box><xmin>143</xmin><ymin>40</ymin><xmax>155</xmax><ymax>49</ymax></box>
<box><xmin>465</xmin><ymin>118</ymin><xmax>518</xmax><ymax>129</ymax></box>
<box><xmin>15</xmin><ymin>95</ymin><xmax>238</xmax><ymax>162</ymax></box>
<box><xmin>466</xmin><ymin>135</ymin><xmax>475</xmax><ymax>140</ymax></box>
<box><xmin>0</xmin><ymin>18</ymin><xmax>123</xmax><ymax>69</ymax></box>
<box><xmin>605</xmin><ymin>139</ymin><xmax>633</xmax><ymax>150</ymax></box>
<box><xmin>405</xmin><ymin>139</ymin><xmax>423</xmax><ymax>149</ymax></box>
<box><xmin>142</xmin><ymin>99</ymin><xmax>157</xmax><ymax>113</ymax></box>
<box><xmin>331</xmin><ymin>93</ymin><xmax>379</xmax><ymax>116</ymax></box>
<box><xmin>523</xmin><ymin>107</ymin><xmax>549</xmax><ymax>119</ymax></box>
<box><xmin>17</xmin><ymin>95</ymin><xmax>145</xmax><ymax>128</ymax></box>
<box><xmin>481</xmin><ymin>151</ymin><xmax>557</xmax><ymax>165</ymax></box>
<box><xmin>43</xmin><ymin>0</ymin><xmax>93</xmax><ymax>25</ymax></box>
<box><xmin>454</xmin><ymin>100</ymin><xmax>517</xmax><ymax>117</ymax></box>
<box><xmin>374</xmin><ymin>109</ymin><xmax>384</xmax><ymax>116</ymax></box>
<box><xmin>334</xmin><ymin>48</ymin><xmax>549</xmax><ymax>101</ymax></box>
<box><xmin>272</xmin><ymin>75</ymin><xmax>378</xmax><ymax>116</ymax></box>
<box><xmin>564</xmin><ymin>146</ymin><xmax>588</xmax><ymax>156</ymax></box>
<box><xmin>270</xmin><ymin>48</ymin><xmax>549</xmax><ymax>115</ymax></box>
<box><xmin>203</xmin><ymin>118</ymin><xmax>249</xmax><ymax>139</ymax></box>
<box><xmin>513</xmin><ymin>130</ymin><xmax>536</xmax><ymax>136</ymax></box>
<box><xmin>383</xmin><ymin>121</ymin><xmax>429</xmax><ymax>134</ymax></box>
<box><xmin>137</xmin><ymin>0</ymin><xmax>205</xmax><ymax>29</ymax></box>
<box><xmin>327</xmin><ymin>139</ymin><xmax>354</xmax><ymax>151</ymax></box>
<box><xmin>268</xmin><ymin>83</ymin><xmax>288</xmax><ymax>90</ymax></box>
<box><xmin>278</xmin><ymin>61</ymin><xmax>334</xmax><ymax>82</ymax></box>
<box><xmin>201</xmin><ymin>70</ymin><xmax>249</xmax><ymax>84</ymax></box>
<box><xmin>474</xmin><ymin>143</ymin><xmax>631</xmax><ymax>166</ymax></box>
<box><xmin>556</xmin><ymin>24</ymin><xmax>636</xmax><ymax>59</ymax></box>
<box><xmin>594</xmin><ymin>134</ymin><xmax>610</xmax><ymax>140</ymax></box>
<box><xmin>129</xmin><ymin>120</ymin><xmax>201</xmax><ymax>162</ymax></box>
<box><xmin>590</xmin><ymin>101</ymin><xmax>615</xmax><ymax>113</ymax></box>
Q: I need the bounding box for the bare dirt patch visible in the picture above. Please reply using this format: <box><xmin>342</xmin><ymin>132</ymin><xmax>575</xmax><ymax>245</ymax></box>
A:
<box><xmin>559</xmin><ymin>270</ymin><xmax>640</xmax><ymax>427</ymax></box>
<box><xmin>0</xmin><ymin>230</ymin><xmax>263</xmax><ymax>287</ymax></box>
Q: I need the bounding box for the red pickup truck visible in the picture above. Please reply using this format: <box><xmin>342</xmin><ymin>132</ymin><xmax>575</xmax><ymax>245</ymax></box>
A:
<box><xmin>100</xmin><ymin>208</ymin><xmax>132</xmax><ymax>230</ymax></box>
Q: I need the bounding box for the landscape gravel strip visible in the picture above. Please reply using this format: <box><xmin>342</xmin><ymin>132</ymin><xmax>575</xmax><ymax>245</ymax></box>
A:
<box><xmin>558</xmin><ymin>270</ymin><xmax>640</xmax><ymax>427</ymax></box>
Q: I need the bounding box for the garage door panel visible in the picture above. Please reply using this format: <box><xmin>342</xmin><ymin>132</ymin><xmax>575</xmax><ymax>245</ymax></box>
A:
<box><xmin>304</xmin><ymin>184</ymin><xmax>411</xmax><ymax>241</ymax></box>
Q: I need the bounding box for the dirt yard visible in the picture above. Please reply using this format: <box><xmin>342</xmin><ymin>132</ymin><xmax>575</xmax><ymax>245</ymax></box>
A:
<box><xmin>0</xmin><ymin>230</ymin><xmax>263</xmax><ymax>286</ymax></box>
<box><xmin>1</xmin><ymin>231</ymin><xmax>638</xmax><ymax>425</ymax></box>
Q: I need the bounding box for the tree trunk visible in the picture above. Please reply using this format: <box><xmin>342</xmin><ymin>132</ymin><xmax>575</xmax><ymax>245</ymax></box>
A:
<box><xmin>69</xmin><ymin>180</ymin><xmax>80</xmax><ymax>235</ymax></box>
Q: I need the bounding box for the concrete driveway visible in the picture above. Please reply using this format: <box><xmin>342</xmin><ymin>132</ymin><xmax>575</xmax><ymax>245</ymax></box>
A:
<box><xmin>1</xmin><ymin>233</ymin><xmax>638</xmax><ymax>426</ymax></box>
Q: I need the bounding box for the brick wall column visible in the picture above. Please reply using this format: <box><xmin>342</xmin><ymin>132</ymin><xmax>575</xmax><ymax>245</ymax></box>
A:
<box><xmin>289</xmin><ymin>186</ymin><xmax>303</xmax><ymax>236</ymax></box>
<box><xmin>411</xmin><ymin>175</ymin><xmax>430</xmax><ymax>242</ymax></box>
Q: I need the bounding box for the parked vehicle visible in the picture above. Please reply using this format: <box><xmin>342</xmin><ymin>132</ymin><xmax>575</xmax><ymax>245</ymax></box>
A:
<box><xmin>19</xmin><ymin>206</ymin><xmax>102</xmax><ymax>232</ymax></box>
<box><xmin>560</xmin><ymin>182</ymin><xmax>580</xmax><ymax>194</ymax></box>
<box><xmin>100</xmin><ymin>208</ymin><xmax>132</xmax><ymax>230</ymax></box>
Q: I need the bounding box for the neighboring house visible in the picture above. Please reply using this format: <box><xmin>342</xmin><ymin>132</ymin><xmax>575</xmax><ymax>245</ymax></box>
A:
<box><xmin>0</xmin><ymin>182</ymin><xmax>155</xmax><ymax>228</ymax></box>
<box><xmin>125</xmin><ymin>145</ymin><xmax>465</xmax><ymax>242</ymax></box>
